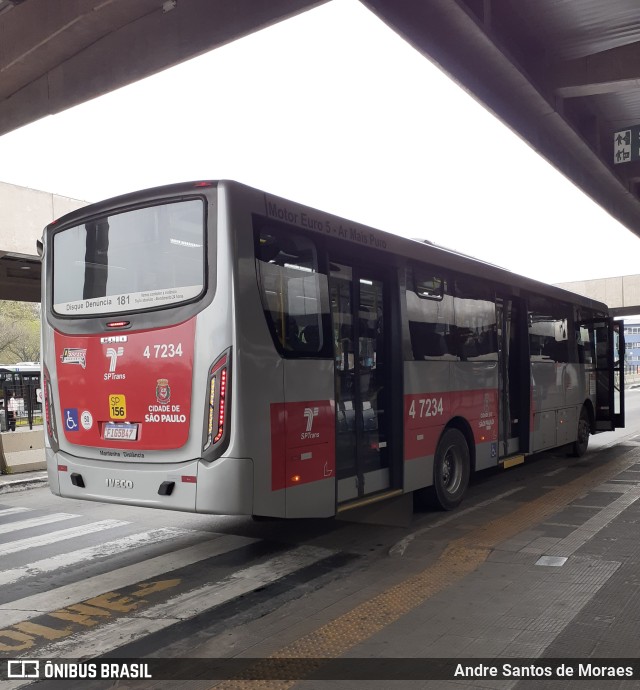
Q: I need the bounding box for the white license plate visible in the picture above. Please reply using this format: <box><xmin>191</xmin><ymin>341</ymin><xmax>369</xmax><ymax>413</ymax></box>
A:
<box><xmin>104</xmin><ymin>423</ymin><xmax>138</xmax><ymax>441</ymax></box>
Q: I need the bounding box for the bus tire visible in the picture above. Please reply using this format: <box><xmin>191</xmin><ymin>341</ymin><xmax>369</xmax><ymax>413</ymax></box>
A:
<box><xmin>571</xmin><ymin>406</ymin><xmax>590</xmax><ymax>457</ymax></box>
<box><xmin>414</xmin><ymin>428</ymin><xmax>471</xmax><ymax>511</ymax></box>
<box><xmin>432</xmin><ymin>428</ymin><xmax>470</xmax><ymax>510</ymax></box>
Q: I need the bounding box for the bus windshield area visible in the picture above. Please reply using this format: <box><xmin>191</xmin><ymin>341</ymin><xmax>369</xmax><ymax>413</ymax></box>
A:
<box><xmin>52</xmin><ymin>199</ymin><xmax>206</xmax><ymax>316</ymax></box>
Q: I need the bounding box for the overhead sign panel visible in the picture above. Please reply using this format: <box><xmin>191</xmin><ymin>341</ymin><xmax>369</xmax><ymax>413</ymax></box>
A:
<box><xmin>614</xmin><ymin>126</ymin><xmax>640</xmax><ymax>164</ymax></box>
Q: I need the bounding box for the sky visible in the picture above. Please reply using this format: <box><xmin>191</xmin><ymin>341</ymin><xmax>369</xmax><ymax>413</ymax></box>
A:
<box><xmin>0</xmin><ymin>0</ymin><xmax>639</xmax><ymax>285</ymax></box>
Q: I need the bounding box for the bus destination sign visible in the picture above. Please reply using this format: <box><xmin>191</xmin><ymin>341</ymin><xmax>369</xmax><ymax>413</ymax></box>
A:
<box><xmin>614</xmin><ymin>125</ymin><xmax>640</xmax><ymax>164</ymax></box>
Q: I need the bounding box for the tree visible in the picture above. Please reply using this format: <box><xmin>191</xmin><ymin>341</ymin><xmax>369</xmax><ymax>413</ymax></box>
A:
<box><xmin>0</xmin><ymin>302</ymin><xmax>40</xmax><ymax>364</ymax></box>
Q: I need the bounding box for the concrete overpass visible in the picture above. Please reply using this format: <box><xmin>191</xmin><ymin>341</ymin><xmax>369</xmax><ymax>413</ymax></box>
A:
<box><xmin>0</xmin><ymin>182</ymin><xmax>86</xmax><ymax>301</ymax></box>
<box><xmin>2</xmin><ymin>0</ymin><xmax>640</xmax><ymax>238</ymax></box>
<box><xmin>556</xmin><ymin>275</ymin><xmax>640</xmax><ymax>318</ymax></box>
<box><xmin>3</xmin><ymin>0</ymin><xmax>640</xmax><ymax>300</ymax></box>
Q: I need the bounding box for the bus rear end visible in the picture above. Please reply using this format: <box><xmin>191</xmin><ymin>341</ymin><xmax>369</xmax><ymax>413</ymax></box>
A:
<box><xmin>41</xmin><ymin>182</ymin><xmax>248</xmax><ymax>513</ymax></box>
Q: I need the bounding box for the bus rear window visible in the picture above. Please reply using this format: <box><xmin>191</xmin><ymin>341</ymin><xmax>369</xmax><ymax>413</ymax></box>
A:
<box><xmin>52</xmin><ymin>199</ymin><xmax>205</xmax><ymax>316</ymax></box>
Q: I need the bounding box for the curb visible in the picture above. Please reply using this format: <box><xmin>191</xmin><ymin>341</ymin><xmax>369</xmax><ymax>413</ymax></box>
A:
<box><xmin>0</xmin><ymin>475</ymin><xmax>49</xmax><ymax>494</ymax></box>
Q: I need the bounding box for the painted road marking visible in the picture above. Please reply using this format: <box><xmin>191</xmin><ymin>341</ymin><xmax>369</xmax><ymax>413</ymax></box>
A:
<box><xmin>0</xmin><ymin>519</ymin><xmax>129</xmax><ymax>557</ymax></box>
<box><xmin>0</xmin><ymin>534</ymin><xmax>258</xmax><ymax>628</ymax></box>
<box><xmin>0</xmin><ymin>577</ymin><xmax>184</xmax><ymax>655</ymax></box>
<box><xmin>0</xmin><ymin>527</ymin><xmax>190</xmax><ymax>587</ymax></box>
<box><xmin>30</xmin><ymin>546</ymin><xmax>335</xmax><ymax>659</ymax></box>
<box><xmin>0</xmin><ymin>513</ymin><xmax>78</xmax><ymax>535</ymax></box>
<box><xmin>212</xmin><ymin>447</ymin><xmax>640</xmax><ymax>690</ymax></box>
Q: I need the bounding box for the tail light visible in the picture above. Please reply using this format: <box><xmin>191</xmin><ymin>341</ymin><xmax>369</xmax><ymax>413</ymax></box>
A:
<box><xmin>43</xmin><ymin>365</ymin><xmax>59</xmax><ymax>451</ymax></box>
<box><xmin>203</xmin><ymin>349</ymin><xmax>231</xmax><ymax>452</ymax></box>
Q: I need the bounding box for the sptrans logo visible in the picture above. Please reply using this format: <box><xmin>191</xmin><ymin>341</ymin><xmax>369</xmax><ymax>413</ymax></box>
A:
<box><xmin>104</xmin><ymin>346</ymin><xmax>125</xmax><ymax>381</ymax></box>
<box><xmin>301</xmin><ymin>407</ymin><xmax>319</xmax><ymax>440</ymax></box>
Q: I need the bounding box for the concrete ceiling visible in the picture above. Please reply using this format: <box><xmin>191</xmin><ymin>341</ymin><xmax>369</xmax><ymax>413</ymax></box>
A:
<box><xmin>359</xmin><ymin>0</ymin><xmax>640</xmax><ymax>239</ymax></box>
<box><xmin>2</xmin><ymin>0</ymin><xmax>640</xmax><ymax>301</ymax></box>
<box><xmin>0</xmin><ymin>0</ymin><xmax>327</xmax><ymax>136</ymax></box>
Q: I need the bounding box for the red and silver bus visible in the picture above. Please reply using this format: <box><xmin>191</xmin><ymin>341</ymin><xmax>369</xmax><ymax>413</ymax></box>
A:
<box><xmin>40</xmin><ymin>180</ymin><xmax>625</xmax><ymax>517</ymax></box>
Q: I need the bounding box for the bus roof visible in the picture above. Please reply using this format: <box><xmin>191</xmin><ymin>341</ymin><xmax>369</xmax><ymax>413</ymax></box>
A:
<box><xmin>46</xmin><ymin>179</ymin><xmax>610</xmax><ymax>315</ymax></box>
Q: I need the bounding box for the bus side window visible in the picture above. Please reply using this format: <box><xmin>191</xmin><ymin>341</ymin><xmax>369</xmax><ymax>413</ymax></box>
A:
<box><xmin>454</xmin><ymin>279</ymin><xmax>498</xmax><ymax>361</ymax></box>
<box><xmin>528</xmin><ymin>297</ymin><xmax>572</xmax><ymax>363</ymax></box>
<box><xmin>255</xmin><ymin>226</ymin><xmax>328</xmax><ymax>357</ymax></box>
<box><xmin>405</xmin><ymin>268</ymin><xmax>456</xmax><ymax>361</ymax></box>
<box><xmin>577</xmin><ymin>308</ymin><xmax>603</xmax><ymax>367</ymax></box>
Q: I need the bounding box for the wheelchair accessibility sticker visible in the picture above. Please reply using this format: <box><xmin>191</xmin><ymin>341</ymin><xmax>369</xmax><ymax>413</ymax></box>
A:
<box><xmin>64</xmin><ymin>408</ymin><xmax>79</xmax><ymax>432</ymax></box>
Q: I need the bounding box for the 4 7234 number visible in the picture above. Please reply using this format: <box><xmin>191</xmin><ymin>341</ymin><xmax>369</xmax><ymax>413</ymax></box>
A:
<box><xmin>408</xmin><ymin>397</ymin><xmax>444</xmax><ymax>419</ymax></box>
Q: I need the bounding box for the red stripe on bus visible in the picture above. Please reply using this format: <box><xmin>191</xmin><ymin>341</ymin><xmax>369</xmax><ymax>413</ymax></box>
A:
<box><xmin>404</xmin><ymin>388</ymin><xmax>498</xmax><ymax>460</ymax></box>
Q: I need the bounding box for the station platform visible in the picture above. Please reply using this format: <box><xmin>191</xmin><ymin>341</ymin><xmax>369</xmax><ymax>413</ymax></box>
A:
<box><xmin>170</xmin><ymin>438</ymin><xmax>640</xmax><ymax>689</ymax></box>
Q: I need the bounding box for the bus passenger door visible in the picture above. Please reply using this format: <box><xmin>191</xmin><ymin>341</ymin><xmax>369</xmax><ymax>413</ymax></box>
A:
<box><xmin>588</xmin><ymin>318</ymin><xmax>625</xmax><ymax>431</ymax></box>
<box><xmin>614</xmin><ymin>320</ymin><xmax>625</xmax><ymax>428</ymax></box>
<box><xmin>496</xmin><ymin>296</ymin><xmax>530</xmax><ymax>456</ymax></box>
<box><xmin>329</xmin><ymin>261</ymin><xmax>392</xmax><ymax>504</ymax></box>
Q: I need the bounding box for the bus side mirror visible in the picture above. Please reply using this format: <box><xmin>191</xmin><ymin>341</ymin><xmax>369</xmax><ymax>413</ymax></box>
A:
<box><xmin>36</xmin><ymin>239</ymin><xmax>44</xmax><ymax>258</ymax></box>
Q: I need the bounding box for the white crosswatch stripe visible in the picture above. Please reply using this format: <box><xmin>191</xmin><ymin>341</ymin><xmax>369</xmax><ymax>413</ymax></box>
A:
<box><xmin>0</xmin><ymin>527</ymin><xmax>190</xmax><ymax>587</ymax></box>
<box><xmin>0</xmin><ymin>513</ymin><xmax>78</xmax><ymax>535</ymax></box>
<box><xmin>0</xmin><ymin>534</ymin><xmax>259</xmax><ymax>628</ymax></box>
<box><xmin>36</xmin><ymin>545</ymin><xmax>334</xmax><ymax>658</ymax></box>
<box><xmin>0</xmin><ymin>519</ymin><xmax>129</xmax><ymax>556</ymax></box>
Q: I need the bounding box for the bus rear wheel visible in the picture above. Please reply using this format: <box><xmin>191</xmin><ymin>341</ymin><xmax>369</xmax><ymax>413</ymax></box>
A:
<box><xmin>415</xmin><ymin>427</ymin><xmax>470</xmax><ymax>511</ymax></box>
<box><xmin>433</xmin><ymin>428</ymin><xmax>470</xmax><ymax>510</ymax></box>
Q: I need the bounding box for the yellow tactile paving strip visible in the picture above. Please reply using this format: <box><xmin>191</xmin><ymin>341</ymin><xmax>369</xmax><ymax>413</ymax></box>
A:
<box><xmin>213</xmin><ymin>449</ymin><xmax>639</xmax><ymax>689</ymax></box>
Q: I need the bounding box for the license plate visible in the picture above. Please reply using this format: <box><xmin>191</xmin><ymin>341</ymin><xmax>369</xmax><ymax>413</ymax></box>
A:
<box><xmin>104</xmin><ymin>423</ymin><xmax>138</xmax><ymax>441</ymax></box>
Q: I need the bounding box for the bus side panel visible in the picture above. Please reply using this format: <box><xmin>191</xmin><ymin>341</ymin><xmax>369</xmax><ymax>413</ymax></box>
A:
<box><xmin>452</xmin><ymin>360</ymin><xmax>499</xmax><ymax>470</ymax></box>
<box><xmin>281</xmin><ymin>360</ymin><xmax>335</xmax><ymax>518</ymax></box>
<box><xmin>403</xmin><ymin>361</ymin><xmax>450</xmax><ymax>492</ymax></box>
<box><xmin>565</xmin><ymin>363</ymin><xmax>586</xmax><ymax>408</ymax></box>
<box><xmin>558</xmin><ymin>362</ymin><xmax>587</xmax><ymax>445</ymax></box>
<box><xmin>530</xmin><ymin>361</ymin><xmax>559</xmax><ymax>451</ymax></box>
<box><xmin>530</xmin><ymin>362</ymin><xmax>588</xmax><ymax>452</ymax></box>
<box><xmin>403</xmin><ymin>360</ymin><xmax>499</xmax><ymax>492</ymax></box>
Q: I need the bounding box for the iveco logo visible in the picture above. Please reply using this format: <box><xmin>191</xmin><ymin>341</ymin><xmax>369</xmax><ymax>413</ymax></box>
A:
<box><xmin>106</xmin><ymin>478</ymin><xmax>134</xmax><ymax>489</ymax></box>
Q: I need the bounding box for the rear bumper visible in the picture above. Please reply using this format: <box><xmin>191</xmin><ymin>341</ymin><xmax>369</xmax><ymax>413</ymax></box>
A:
<box><xmin>46</xmin><ymin>449</ymin><xmax>253</xmax><ymax>515</ymax></box>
